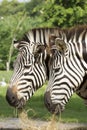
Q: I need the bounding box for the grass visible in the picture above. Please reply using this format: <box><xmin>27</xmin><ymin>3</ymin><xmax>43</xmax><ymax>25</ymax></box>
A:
<box><xmin>0</xmin><ymin>70</ymin><xmax>13</xmax><ymax>83</ymax></box>
<box><xmin>0</xmin><ymin>70</ymin><xmax>87</xmax><ymax>122</ymax></box>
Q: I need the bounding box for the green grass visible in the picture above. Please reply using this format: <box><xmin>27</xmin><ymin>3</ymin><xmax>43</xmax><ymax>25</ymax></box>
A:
<box><xmin>0</xmin><ymin>87</ymin><xmax>15</xmax><ymax>117</ymax></box>
<box><xmin>0</xmin><ymin>70</ymin><xmax>13</xmax><ymax>83</ymax></box>
<box><xmin>0</xmin><ymin>71</ymin><xmax>87</xmax><ymax>122</ymax></box>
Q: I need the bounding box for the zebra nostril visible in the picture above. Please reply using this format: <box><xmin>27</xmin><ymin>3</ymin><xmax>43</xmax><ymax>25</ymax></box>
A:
<box><xmin>11</xmin><ymin>96</ymin><xmax>16</xmax><ymax>103</ymax></box>
<box><xmin>6</xmin><ymin>88</ymin><xmax>17</xmax><ymax>106</ymax></box>
<box><xmin>6</xmin><ymin>87</ymin><xmax>26</xmax><ymax>109</ymax></box>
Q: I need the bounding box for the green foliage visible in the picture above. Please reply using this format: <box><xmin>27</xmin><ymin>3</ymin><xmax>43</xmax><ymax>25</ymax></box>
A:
<box><xmin>0</xmin><ymin>0</ymin><xmax>87</xmax><ymax>69</ymax></box>
<box><xmin>25</xmin><ymin>0</ymin><xmax>44</xmax><ymax>17</ymax></box>
<box><xmin>40</xmin><ymin>0</ymin><xmax>87</xmax><ymax>27</ymax></box>
<box><xmin>0</xmin><ymin>0</ymin><xmax>24</xmax><ymax>16</ymax></box>
<box><xmin>0</xmin><ymin>70</ymin><xmax>13</xmax><ymax>82</ymax></box>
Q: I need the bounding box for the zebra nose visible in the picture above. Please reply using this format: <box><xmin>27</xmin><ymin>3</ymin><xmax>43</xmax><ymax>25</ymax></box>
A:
<box><xmin>44</xmin><ymin>91</ymin><xmax>64</xmax><ymax>115</ymax></box>
<box><xmin>6</xmin><ymin>88</ymin><xmax>17</xmax><ymax>107</ymax></box>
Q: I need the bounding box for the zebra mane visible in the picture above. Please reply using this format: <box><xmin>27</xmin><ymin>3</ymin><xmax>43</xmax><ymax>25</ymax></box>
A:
<box><xmin>31</xmin><ymin>27</ymin><xmax>61</xmax><ymax>32</ymax></box>
<box><xmin>19</xmin><ymin>27</ymin><xmax>61</xmax><ymax>44</ymax></box>
<box><xmin>64</xmin><ymin>25</ymin><xmax>87</xmax><ymax>41</ymax></box>
<box><xmin>17</xmin><ymin>25</ymin><xmax>87</xmax><ymax>45</ymax></box>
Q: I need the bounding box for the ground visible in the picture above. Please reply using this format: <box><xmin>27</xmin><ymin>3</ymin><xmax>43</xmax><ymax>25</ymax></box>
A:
<box><xmin>0</xmin><ymin>118</ymin><xmax>87</xmax><ymax>130</ymax></box>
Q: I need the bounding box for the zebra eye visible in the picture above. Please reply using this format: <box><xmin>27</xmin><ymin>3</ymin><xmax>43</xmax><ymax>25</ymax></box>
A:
<box><xmin>24</xmin><ymin>72</ymin><xmax>29</xmax><ymax>76</ymax></box>
<box><xmin>55</xmin><ymin>67</ymin><xmax>60</xmax><ymax>72</ymax></box>
<box><xmin>57</xmin><ymin>65</ymin><xmax>61</xmax><ymax>68</ymax></box>
<box><xmin>24</xmin><ymin>65</ymin><xmax>31</xmax><ymax>68</ymax></box>
<box><xmin>53</xmin><ymin>65</ymin><xmax>61</xmax><ymax>72</ymax></box>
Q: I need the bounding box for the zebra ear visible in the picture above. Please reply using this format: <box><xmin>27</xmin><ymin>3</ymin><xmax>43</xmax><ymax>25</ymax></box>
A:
<box><xmin>55</xmin><ymin>38</ymin><xmax>67</xmax><ymax>54</ymax></box>
<box><xmin>49</xmin><ymin>34</ymin><xmax>67</xmax><ymax>55</ymax></box>
<box><xmin>34</xmin><ymin>44</ymin><xmax>46</xmax><ymax>54</ymax></box>
<box><xmin>34</xmin><ymin>44</ymin><xmax>46</xmax><ymax>63</ymax></box>
<box><xmin>13</xmin><ymin>39</ymin><xmax>19</xmax><ymax>49</ymax></box>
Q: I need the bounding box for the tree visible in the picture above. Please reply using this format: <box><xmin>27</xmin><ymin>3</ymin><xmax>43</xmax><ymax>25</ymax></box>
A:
<box><xmin>39</xmin><ymin>0</ymin><xmax>87</xmax><ymax>27</ymax></box>
<box><xmin>0</xmin><ymin>0</ymin><xmax>24</xmax><ymax>16</ymax></box>
<box><xmin>0</xmin><ymin>0</ymin><xmax>87</xmax><ymax>70</ymax></box>
<box><xmin>25</xmin><ymin>0</ymin><xmax>44</xmax><ymax>17</ymax></box>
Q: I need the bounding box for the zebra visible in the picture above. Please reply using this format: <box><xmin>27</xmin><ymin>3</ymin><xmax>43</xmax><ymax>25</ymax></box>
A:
<box><xmin>76</xmin><ymin>74</ymin><xmax>87</xmax><ymax>106</ymax></box>
<box><xmin>6</xmin><ymin>27</ymin><xmax>61</xmax><ymax>109</ymax></box>
<box><xmin>44</xmin><ymin>26</ymin><xmax>87</xmax><ymax>114</ymax></box>
<box><xmin>6</xmin><ymin>26</ymin><xmax>87</xmax><ymax>115</ymax></box>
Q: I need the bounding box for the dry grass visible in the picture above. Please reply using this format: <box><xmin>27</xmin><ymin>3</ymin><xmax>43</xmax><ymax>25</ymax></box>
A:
<box><xmin>19</xmin><ymin>110</ymin><xmax>59</xmax><ymax>130</ymax></box>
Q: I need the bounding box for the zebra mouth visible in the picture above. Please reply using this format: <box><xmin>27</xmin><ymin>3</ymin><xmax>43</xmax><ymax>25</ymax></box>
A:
<box><xmin>44</xmin><ymin>91</ymin><xmax>65</xmax><ymax>115</ymax></box>
<box><xmin>6</xmin><ymin>95</ymin><xmax>26</xmax><ymax>109</ymax></box>
<box><xmin>15</xmin><ymin>98</ymin><xmax>26</xmax><ymax>109</ymax></box>
<box><xmin>51</xmin><ymin>104</ymin><xmax>65</xmax><ymax>114</ymax></box>
<box><xmin>46</xmin><ymin>103</ymin><xmax>65</xmax><ymax>115</ymax></box>
<box><xmin>6</xmin><ymin>88</ymin><xmax>26</xmax><ymax>109</ymax></box>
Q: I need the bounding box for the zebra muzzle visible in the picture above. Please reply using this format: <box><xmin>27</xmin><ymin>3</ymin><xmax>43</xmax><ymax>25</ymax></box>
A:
<box><xmin>44</xmin><ymin>91</ymin><xmax>65</xmax><ymax>115</ymax></box>
<box><xmin>6</xmin><ymin>88</ymin><xmax>26</xmax><ymax>109</ymax></box>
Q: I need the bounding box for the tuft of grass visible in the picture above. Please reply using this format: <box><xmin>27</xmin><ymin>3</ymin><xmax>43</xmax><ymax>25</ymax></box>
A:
<box><xmin>19</xmin><ymin>110</ymin><xmax>58</xmax><ymax>130</ymax></box>
<box><xmin>25</xmin><ymin>85</ymin><xmax>87</xmax><ymax>123</ymax></box>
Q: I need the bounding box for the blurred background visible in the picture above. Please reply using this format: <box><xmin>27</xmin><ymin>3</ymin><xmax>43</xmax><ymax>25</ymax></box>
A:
<box><xmin>0</xmin><ymin>0</ymin><xmax>87</xmax><ymax>70</ymax></box>
<box><xmin>0</xmin><ymin>0</ymin><xmax>87</xmax><ymax>122</ymax></box>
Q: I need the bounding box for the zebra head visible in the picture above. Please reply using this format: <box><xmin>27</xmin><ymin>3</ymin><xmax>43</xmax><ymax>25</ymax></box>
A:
<box><xmin>6</xmin><ymin>39</ymin><xmax>48</xmax><ymax>109</ymax></box>
<box><xmin>44</xmin><ymin>34</ymin><xmax>85</xmax><ymax>114</ymax></box>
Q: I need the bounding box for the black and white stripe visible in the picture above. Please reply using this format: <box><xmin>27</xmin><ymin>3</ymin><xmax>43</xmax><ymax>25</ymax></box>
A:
<box><xmin>6</xmin><ymin>27</ymin><xmax>62</xmax><ymax>108</ymax></box>
<box><xmin>44</xmin><ymin>25</ymin><xmax>87</xmax><ymax>114</ymax></box>
<box><xmin>6</xmin><ymin>26</ymin><xmax>87</xmax><ymax>113</ymax></box>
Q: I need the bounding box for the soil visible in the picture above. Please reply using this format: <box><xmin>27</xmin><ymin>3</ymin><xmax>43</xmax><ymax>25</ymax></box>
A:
<box><xmin>0</xmin><ymin>118</ymin><xmax>87</xmax><ymax>130</ymax></box>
